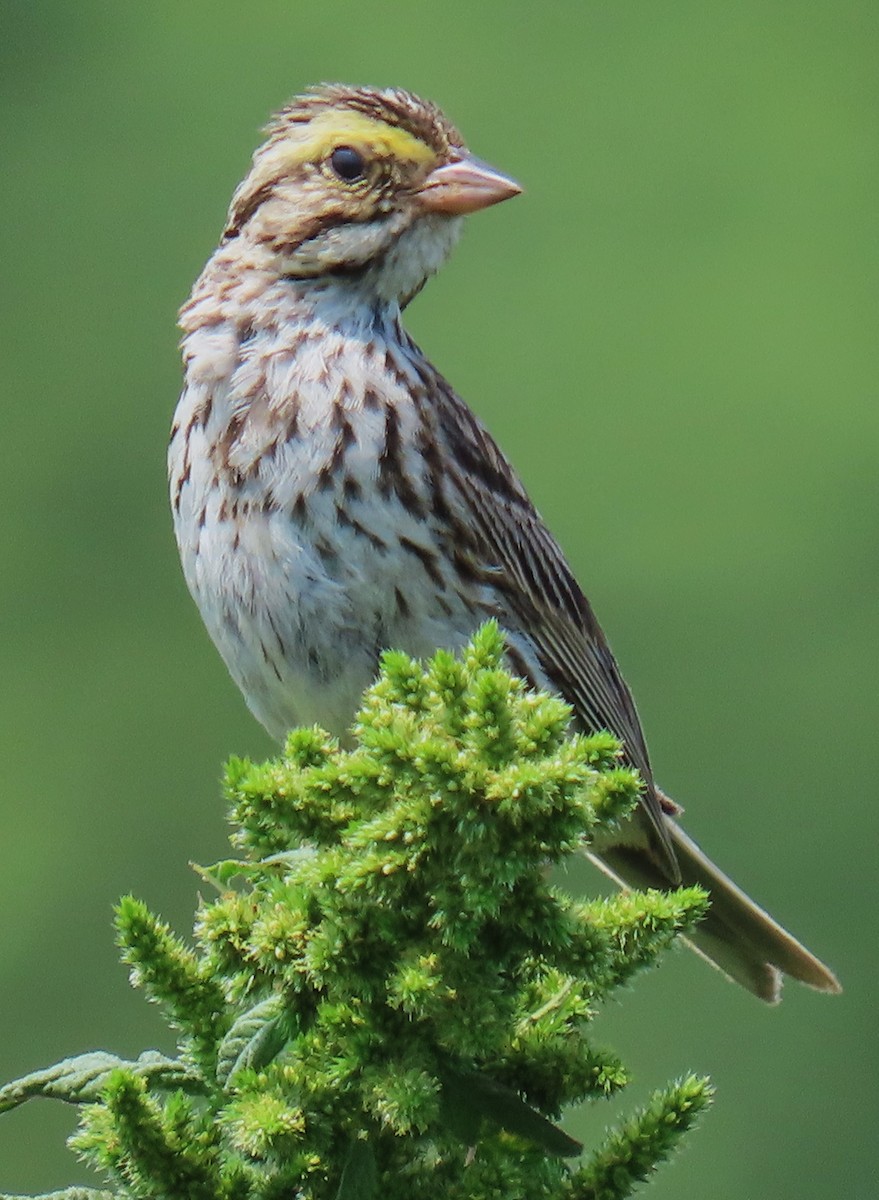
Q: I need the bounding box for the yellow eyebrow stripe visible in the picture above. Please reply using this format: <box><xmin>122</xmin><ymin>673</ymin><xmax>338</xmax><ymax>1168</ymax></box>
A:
<box><xmin>300</xmin><ymin>109</ymin><xmax>436</xmax><ymax>164</ymax></box>
<box><xmin>235</xmin><ymin>108</ymin><xmax>440</xmax><ymax>219</ymax></box>
<box><xmin>285</xmin><ymin>108</ymin><xmax>437</xmax><ymax>168</ymax></box>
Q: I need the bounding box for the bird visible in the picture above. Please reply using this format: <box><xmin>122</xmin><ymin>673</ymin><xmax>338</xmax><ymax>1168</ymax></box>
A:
<box><xmin>169</xmin><ymin>83</ymin><xmax>840</xmax><ymax>1003</ymax></box>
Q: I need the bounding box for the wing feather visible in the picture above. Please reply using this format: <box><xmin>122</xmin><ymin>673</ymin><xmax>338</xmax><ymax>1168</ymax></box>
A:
<box><xmin>434</xmin><ymin>388</ymin><xmax>677</xmax><ymax>873</ymax></box>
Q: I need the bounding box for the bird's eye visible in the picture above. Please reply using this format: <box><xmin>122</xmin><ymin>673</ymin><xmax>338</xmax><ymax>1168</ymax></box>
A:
<box><xmin>330</xmin><ymin>145</ymin><xmax>366</xmax><ymax>183</ymax></box>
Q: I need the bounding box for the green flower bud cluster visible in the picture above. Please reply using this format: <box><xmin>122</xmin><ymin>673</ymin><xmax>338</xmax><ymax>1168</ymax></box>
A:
<box><xmin>1</xmin><ymin>624</ymin><xmax>710</xmax><ymax>1200</ymax></box>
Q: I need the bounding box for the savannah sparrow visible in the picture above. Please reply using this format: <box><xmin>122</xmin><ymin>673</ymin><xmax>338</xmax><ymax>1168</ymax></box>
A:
<box><xmin>169</xmin><ymin>84</ymin><xmax>839</xmax><ymax>1002</ymax></box>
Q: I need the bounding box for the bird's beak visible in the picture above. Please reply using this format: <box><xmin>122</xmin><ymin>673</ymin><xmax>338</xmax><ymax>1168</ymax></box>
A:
<box><xmin>418</xmin><ymin>154</ymin><xmax>522</xmax><ymax>216</ymax></box>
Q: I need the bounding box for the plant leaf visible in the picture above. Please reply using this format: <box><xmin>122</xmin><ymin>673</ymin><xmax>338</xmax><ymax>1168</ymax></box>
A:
<box><xmin>439</xmin><ymin>1066</ymin><xmax>582</xmax><ymax>1158</ymax></box>
<box><xmin>0</xmin><ymin>1051</ymin><xmax>199</xmax><ymax>1113</ymax></box>
<box><xmin>216</xmin><ymin>996</ymin><xmax>288</xmax><ymax>1087</ymax></box>
<box><xmin>335</xmin><ymin>1137</ymin><xmax>378</xmax><ymax>1200</ymax></box>
<box><xmin>0</xmin><ymin>1191</ymin><xmax>119</xmax><ymax>1200</ymax></box>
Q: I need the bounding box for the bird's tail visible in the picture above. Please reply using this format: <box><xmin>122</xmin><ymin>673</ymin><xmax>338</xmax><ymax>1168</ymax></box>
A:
<box><xmin>591</xmin><ymin>818</ymin><xmax>841</xmax><ymax>1003</ymax></box>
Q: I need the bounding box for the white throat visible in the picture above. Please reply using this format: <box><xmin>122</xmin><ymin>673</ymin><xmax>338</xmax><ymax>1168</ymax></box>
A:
<box><xmin>368</xmin><ymin>212</ymin><xmax>464</xmax><ymax>305</ymax></box>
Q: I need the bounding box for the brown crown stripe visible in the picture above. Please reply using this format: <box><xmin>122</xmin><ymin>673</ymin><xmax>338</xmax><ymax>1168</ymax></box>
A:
<box><xmin>268</xmin><ymin>85</ymin><xmax>464</xmax><ymax>159</ymax></box>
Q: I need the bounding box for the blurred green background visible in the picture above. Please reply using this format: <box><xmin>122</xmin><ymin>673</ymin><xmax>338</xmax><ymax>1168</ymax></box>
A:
<box><xmin>1</xmin><ymin>1</ymin><xmax>875</xmax><ymax>1194</ymax></box>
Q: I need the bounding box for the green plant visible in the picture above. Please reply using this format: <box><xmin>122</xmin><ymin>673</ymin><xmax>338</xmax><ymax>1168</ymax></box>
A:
<box><xmin>0</xmin><ymin>624</ymin><xmax>711</xmax><ymax>1200</ymax></box>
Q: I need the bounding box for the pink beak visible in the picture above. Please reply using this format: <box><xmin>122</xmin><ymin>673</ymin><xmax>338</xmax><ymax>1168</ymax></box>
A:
<box><xmin>418</xmin><ymin>154</ymin><xmax>522</xmax><ymax>216</ymax></box>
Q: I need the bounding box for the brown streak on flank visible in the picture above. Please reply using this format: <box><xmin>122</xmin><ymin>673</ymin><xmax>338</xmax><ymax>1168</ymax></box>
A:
<box><xmin>172</xmin><ymin>459</ymin><xmax>191</xmax><ymax>512</ymax></box>
<box><xmin>213</xmin><ymin>410</ymin><xmax>245</xmax><ymax>472</ymax></box>
<box><xmin>449</xmin><ymin>429</ymin><xmax>516</xmax><ymax>499</ymax></box>
<box><xmin>260</xmin><ymin>640</ymin><xmax>283</xmax><ymax>682</ymax></box>
<box><xmin>314</xmin><ymin>535</ymin><xmax>339</xmax><ymax>565</ymax></box>
<box><xmin>503</xmin><ymin>642</ymin><xmax>534</xmax><ymax>687</ymax></box>
<box><xmin>342</xmin><ymin>475</ymin><xmax>362</xmax><ymax>502</ymax></box>
<box><xmin>331</xmin><ymin>402</ymin><xmax>357</xmax><ymax>450</ymax></box>
<box><xmin>384</xmin><ymin>348</ymin><xmax>415</xmax><ymax>393</ymax></box>
<box><xmin>407</xmin><ymin>352</ymin><xmax>436</xmax><ymax>390</ymax></box>
<box><xmin>377</xmin><ymin>404</ymin><xmax>402</xmax><ymax>499</ymax></box>
<box><xmin>335</xmin><ymin>503</ymin><xmax>388</xmax><ymax>550</ymax></box>
<box><xmin>329</xmin><ymin>436</ymin><xmax>348</xmax><ymax>472</ymax></box>
<box><xmin>394</xmin><ymin>587</ymin><xmax>411</xmax><ymax>619</ymax></box>
<box><xmin>474</xmin><ymin>597</ymin><xmax>504</xmax><ymax>622</ymax></box>
<box><xmin>426</xmin><ymin>464</ymin><xmax>455</xmax><ymax>525</ymax></box>
<box><xmin>320</xmin><ymin>410</ymin><xmax>356</xmax><ymax>489</ymax></box>
<box><xmin>427</xmin><ymin>459</ymin><xmax>481</xmax><ymax>557</ymax></box>
<box><xmin>415</xmin><ymin>417</ymin><xmax>440</xmax><ymax>467</ymax></box>
<box><xmin>379</xmin><ymin>405</ymin><xmax>425</xmax><ymax>516</ymax></box>
<box><xmin>358</xmin><ymin>520</ymin><xmax>388</xmax><ymax>551</ymax></box>
<box><xmin>414</xmin><ymin>411</ymin><xmax>462</xmax><ymax>528</ymax></box>
<box><xmin>433</xmin><ymin>378</ymin><xmax>522</xmax><ymax>504</ymax></box>
<box><xmin>399</xmin><ymin>536</ymin><xmax>446</xmax><ymax>590</ymax></box>
<box><xmin>451</xmin><ymin>547</ymin><xmax>488</xmax><ymax>585</ymax></box>
<box><xmin>291</xmin><ymin>493</ymin><xmax>308</xmax><ymax>524</ymax></box>
<box><xmin>363</xmin><ymin>386</ymin><xmax>381</xmax><ymax>411</ymax></box>
<box><xmin>266</xmin><ymin>610</ymin><xmax>289</xmax><ymax>661</ymax></box>
<box><xmin>184</xmin><ymin>397</ymin><xmax>211</xmax><ymax>446</ymax></box>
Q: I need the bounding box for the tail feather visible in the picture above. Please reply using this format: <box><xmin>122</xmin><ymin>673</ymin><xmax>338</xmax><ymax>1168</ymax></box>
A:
<box><xmin>591</xmin><ymin>819</ymin><xmax>841</xmax><ymax>1003</ymax></box>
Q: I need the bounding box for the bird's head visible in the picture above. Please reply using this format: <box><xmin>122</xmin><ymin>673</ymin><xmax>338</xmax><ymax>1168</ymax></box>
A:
<box><xmin>222</xmin><ymin>84</ymin><xmax>521</xmax><ymax>306</ymax></box>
